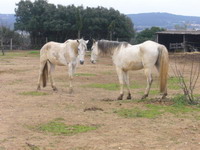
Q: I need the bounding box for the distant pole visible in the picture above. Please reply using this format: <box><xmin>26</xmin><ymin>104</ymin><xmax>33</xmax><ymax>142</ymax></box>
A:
<box><xmin>10</xmin><ymin>38</ymin><xmax>13</xmax><ymax>50</ymax></box>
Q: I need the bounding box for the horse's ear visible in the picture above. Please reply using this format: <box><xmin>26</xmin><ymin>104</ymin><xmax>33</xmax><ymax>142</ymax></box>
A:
<box><xmin>86</xmin><ymin>40</ymin><xmax>89</xmax><ymax>44</ymax></box>
<box><xmin>92</xmin><ymin>39</ymin><xmax>96</xmax><ymax>43</ymax></box>
<box><xmin>77</xmin><ymin>40</ymin><xmax>80</xmax><ymax>43</ymax></box>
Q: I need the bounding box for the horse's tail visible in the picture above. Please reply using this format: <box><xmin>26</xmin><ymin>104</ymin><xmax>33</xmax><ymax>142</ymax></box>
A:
<box><xmin>42</xmin><ymin>61</ymin><xmax>48</xmax><ymax>87</ymax></box>
<box><xmin>156</xmin><ymin>45</ymin><xmax>169</xmax><ymax>94</ymax></box>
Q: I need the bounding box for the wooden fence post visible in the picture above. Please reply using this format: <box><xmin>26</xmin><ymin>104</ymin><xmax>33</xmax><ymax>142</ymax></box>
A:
<box><xmin>1</xmin><ymin>38</ymin><xmax>4</xmax><ymax>55</ymax></box>
<box><xmin>10</xmin><ymin>38</ymin><xmax>13</xmax><ymax>50</ymax></box>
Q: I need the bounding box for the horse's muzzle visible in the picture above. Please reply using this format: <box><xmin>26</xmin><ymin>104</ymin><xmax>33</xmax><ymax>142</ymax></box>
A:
<box><xmin>80</xmin><ymin>60</ymin><xmax>84</xmax><ymax>65</ymax></box>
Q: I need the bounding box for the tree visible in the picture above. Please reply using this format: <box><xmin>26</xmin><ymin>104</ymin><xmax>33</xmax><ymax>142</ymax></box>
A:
<box><xmin>76</xmin><ymin>6</ymin><xmax>83</xmax><ymax>39</ymax></box>
<box><xmin>134</xmin><ymin>27</ymin><xmax>165</xmax><ymax>44</ymax></box>
<box><xmin>15</xmin><ymin>0</ymin><xmax>135</xmax><ymax>48</ymax></box>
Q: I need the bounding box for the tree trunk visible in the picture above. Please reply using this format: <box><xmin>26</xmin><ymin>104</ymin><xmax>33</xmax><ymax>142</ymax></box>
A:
<box><xmin>78</xmin><ymin>30</ymin><xmax>81</xmax><ymax>39</ymax></box>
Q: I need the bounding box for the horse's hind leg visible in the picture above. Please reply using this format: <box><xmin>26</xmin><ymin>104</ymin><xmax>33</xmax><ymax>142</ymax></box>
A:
<box><xmin>116</xmin><ymin>67</ymin><xmax>125</xmax><ymax>100</ymax></box>
<box><xmin>123</xmin><ymin>71</ymin><xmax>131</xmax><ymax>99</ymax></box>
<box><xmin>37</xmin><ymin>60</ymin><xmax>47</xmax><ymax>90</ymax></box>
<box><xmin>142</xmin><ymin>68</ymin><xmax>153</xmax><ymax>99</ymax></box>
<box><xmin>48</xmin><ymin>62</ymin><xmax>57</xmax><ymax>91</ymax></box>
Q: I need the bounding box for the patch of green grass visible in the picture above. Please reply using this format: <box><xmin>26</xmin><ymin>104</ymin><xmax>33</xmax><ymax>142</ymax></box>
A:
<box><xmin>27</xmin><ymin>51</ymin><xmax>40</xmax><ymax>57</ymax></box>
<box><xmin>20</xmin><ymin>91</ymin><xmax>48</xmax><ymax>96</ymax></box>
<box><xmin>0</xmin><ymin>51</ymin><xmax>40</xmax><ymax>58</ymax></box>
<box><xmin>114</xmin><ymin>105</ymin><xmax>164</xmax><ymax>119</ymax></box>
<box><xmin>75</xmin><ymin>73</ymin><xmax>96</xmax><ymax>76</ymax></box>
<box><xmin>1</xmin><ymin>52</ymin><xmax>25</xmax><ymax>57</ymax></box>
<box><xmin>83</xmin><ymin>83</ymin><xmax>120</xmax><ymax>90</ymax></box>
<box><xmin>168</xmin><ymin>77</ymin><xmax>181</xmax><ymax>90</ymax></box>
<box><xmin>172</xmin><ymin>94</ymin><xmax>188</xmax><ymax>106</ymax></box>
<box><xmin>130</xmin><ymin>82</ymin><xmax>144</xmax><ymax>89</ymax></box>
<box><xmin>115</xmin><ymin>102</ymin><xmax>200</xmax><ymax>119</ymax></box>
<box><xmin>172</xmin><ymin>94</ymin><xmax>200</xmax><ymax>106</ymax></box>
<box><xmin>28</xmin><ymin>51</ymin><xmax>40</xmax><ymax>54</ymax></box>
<box><xmin>149</xmin><ymin>90</ymin><xmax>159</xmax><ymax>95</ymax></box>
<box><xmin>36</xmin><ymin>119</ymin><xmax>98</xmax><ymax>136</ymax></box>
<box><xmin>83</xmin><ymin>82</ymin><xmax>144</xmax><ymax>91</ymax></box>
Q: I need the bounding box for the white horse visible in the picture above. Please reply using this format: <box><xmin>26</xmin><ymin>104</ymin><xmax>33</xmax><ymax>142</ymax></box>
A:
<box><xmin>91</xmin><ymin>40</ymin><xmax>169</xmax><ymax>100</ymax></box>
<box><xmin>37</xmin><ymin>39</ymin><xmax>88</xmax><ymax>93</ymax></box>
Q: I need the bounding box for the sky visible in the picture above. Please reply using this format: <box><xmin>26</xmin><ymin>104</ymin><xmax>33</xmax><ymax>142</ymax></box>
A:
<box><xmin>0</xmin><ymin>0</ymin><xmax>200</xmax><ymax>17</ymax></box>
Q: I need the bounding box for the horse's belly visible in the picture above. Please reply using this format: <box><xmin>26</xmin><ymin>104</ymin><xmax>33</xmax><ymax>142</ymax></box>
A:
<box><xmin>48</xmin><ymin>58</ymin><xmax>67</xmax><ymax>66</ymax></box>
<box><xmin>123</xmin><ymin>62</ymin><xmax>143</xmax><ymax>71</ymax></box>
<box><xmin>47</xmin><ymin>52</ymin><xmax>68</xmax><ymax>66</ymax></box>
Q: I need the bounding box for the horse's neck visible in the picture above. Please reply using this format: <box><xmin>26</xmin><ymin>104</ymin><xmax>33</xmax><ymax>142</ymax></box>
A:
<box><xmin>64</xmin><ymin>42</ymin><xmax>78</xmax><ymax>57</ymax></box>
<box><xmin>69</xmin><ymin>42</ymin><xmax>79</xmax><ymax>56</ymax></box>
<box><xmin>111</xmin><ymin>47</ymin><xmax>121</xmax><ymax>57</ymax></box>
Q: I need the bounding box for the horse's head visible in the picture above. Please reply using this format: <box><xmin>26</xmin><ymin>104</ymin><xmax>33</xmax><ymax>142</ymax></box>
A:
<box><xmin>91</xmin><ymin>39</ymin><xmax>99</xmax><ymax>64</ymax></box>
<box><xmin>77</xmin><ymin>39</ymin><xmax>89</xmax><ymax>65</ymax></box>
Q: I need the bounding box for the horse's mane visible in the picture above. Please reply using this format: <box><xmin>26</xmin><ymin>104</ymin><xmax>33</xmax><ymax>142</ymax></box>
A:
<box><xmin>97</xmin><ymin>40</ymin><xmax>129</xmax><ymax>54</ymax></box>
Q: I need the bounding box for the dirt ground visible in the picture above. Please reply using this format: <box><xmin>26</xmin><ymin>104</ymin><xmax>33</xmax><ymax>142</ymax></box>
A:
<box><xmin>0</xmin><ymin>51</ymin><xmax>200</xmax><ymax>150</ymax></box>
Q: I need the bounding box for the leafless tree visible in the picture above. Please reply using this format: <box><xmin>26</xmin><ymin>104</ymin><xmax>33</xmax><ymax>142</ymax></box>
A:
<box><xmin>171</xmin><ymin>53</ymin><xmax>200</xmax><ymax>104</ymax></box>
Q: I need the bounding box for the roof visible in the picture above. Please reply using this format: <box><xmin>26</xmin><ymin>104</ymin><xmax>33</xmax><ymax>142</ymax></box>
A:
<box><xmin>156</xmin><ymin>30</ymin><xmax>200</xmax><ymax>35</ymax></box>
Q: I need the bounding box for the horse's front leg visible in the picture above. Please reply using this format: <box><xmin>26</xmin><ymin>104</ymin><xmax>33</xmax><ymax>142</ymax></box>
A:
<box><xmin>68</xmin><ymin>63</ymin><xmax>76</xmax><ymax>94</ymax></box>
<box><xmin>116</xmin><ymin>67</ymin><xmax>125</xmax><ymax>100</ymax></box>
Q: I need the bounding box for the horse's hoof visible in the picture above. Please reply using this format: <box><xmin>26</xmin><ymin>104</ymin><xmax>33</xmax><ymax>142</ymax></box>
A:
<box><xmin>117</xmin><ymin>94</ymin><xmax>123</xmax><ymax>100</ymax></box>
<box><xmin>52</xmin><ymin>87</ymin><xmax>58</xmax><ymax>91</ymax></box>
<box><xmin>141</xmin><ymin>94</ymin><xmax>148</xmax><ymax>100</ymax></box>
<box><xmin>127</xmin><ymin>93</ymin><xmax>132</xmax><ymax>100</ymax></box>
